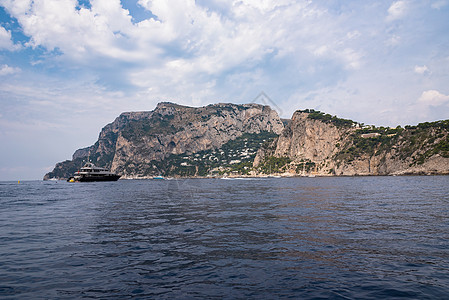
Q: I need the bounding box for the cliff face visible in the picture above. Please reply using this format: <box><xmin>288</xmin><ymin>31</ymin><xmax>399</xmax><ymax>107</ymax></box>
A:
<box><xmin>274</xmin><ymin>112</ymin><xmax>346</xmax><ymax>162</ymax></box>
<box><xmin>253</xmin><ymin>110</ymin><xmax>354</xmax><ymax>173</ymax></box>
<box><xmin>44</xmin><ymin>102</ymin><xmax>284</xmax><ymax>179</ymax></box>
<box><xmin>111</xmin><ymin>102</ymin><xmax>283</xmax><ymax>176</ymax></box>
<box><xmin>45</xmin><ymin>103</ymin><xmax>449</xmax><ymax>180</ymax></box>
<box><xmin>254</xmin><ymin>110</ymin><xmax>449</xmax><ymax>176</ymax></box>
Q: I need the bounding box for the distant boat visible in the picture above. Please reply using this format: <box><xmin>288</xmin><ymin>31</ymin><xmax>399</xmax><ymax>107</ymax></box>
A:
<box><xmin>153</xmin><ymin>175</ymin><xmax>164</xmax><ymax>180</ymax></box>
<box><xmin>67</xmin><ymin>162</ymin><xmax>120</xmax><ymax>182</ymax></box>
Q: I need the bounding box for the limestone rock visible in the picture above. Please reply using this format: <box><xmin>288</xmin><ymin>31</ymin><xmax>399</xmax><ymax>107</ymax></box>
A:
<box><xmin>255</xmin><ymin>110</ymin><xmax>449</xmax><ymax>176</ymax></box>
<box><xmin>45</xmin><ymin>102</ymin><xmax>283</xmax><ymax>179</ymax></box>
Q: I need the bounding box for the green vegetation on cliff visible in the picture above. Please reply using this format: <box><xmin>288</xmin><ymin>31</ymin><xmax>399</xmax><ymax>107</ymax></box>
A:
<box><xmin>122</xmin><ymin>117</ymin><xmax>178</xmax><ymax>139</ymax></box>
<box><xmin>400</xmin><ymin>120</ymin><xmax>449</xmax><ymax>165</ymax></box>
<box><xmin>117</xmin><ymin>131</ymin><xmax>278</xmax><ymax>177</ymax></box>
<box><xmin>44</xmin><ymin>103</ymin><xmax>449</xmax><ymax>179</ymax></box>
<box><xmin>298</xmin><ymin>109</ymin><xmax>356</xmax><ymax>127</ymax></box>
<box><xmin>334</xmin><ymin>120</ymin><xmax>449</xmax><ymax>166</ymax></box>
<box><xmin>335</xmin><ymin>133</ymin><xmax>397</xmax><ymax>162</ymax></box>
<box><xmin>257</xmin><ymin>156</ymin><xmax>291</xmax><ymax>174</ymax></box>
<box><xmin>295</xmin><ymin>160</ymin><xmax>317</xmax><ymax>174</ymax></box>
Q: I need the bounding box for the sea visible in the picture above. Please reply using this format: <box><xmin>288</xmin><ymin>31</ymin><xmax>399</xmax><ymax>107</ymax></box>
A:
<box><xmin>1</xmin><ymin>176</ymin><xmax>448</xmax><ymax>299</ymax></box>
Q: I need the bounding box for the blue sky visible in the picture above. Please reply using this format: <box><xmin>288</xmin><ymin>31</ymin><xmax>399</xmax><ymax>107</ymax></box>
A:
<box><xmin>0</xmin><ymin>0</ymin><xmax>448</xmax><ymax>180</ymax></box>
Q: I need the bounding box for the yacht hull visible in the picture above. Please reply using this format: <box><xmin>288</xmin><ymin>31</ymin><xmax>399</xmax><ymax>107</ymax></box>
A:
<box><xmin>67</xmin><ymin>162</ymin><xmax>121</xmax><ymax>182</ymax></box>
<box><xmin>77</xmin><ymin>175</ymin><xmax>121</xmax><ymax>182</ymax></box>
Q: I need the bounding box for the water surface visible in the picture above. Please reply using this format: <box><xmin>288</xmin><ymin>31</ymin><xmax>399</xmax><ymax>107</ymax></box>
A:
<box><xmin>1</xmin><ymin>176</ymin><xmax>448</xmax><ymax>299</ymax></box>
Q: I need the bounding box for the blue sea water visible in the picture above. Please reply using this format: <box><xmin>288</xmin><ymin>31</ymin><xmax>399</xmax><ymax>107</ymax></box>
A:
<box><xmin>0</xmin><ymin>176</ymin><xmax>448</xmax><ymax>299</ymax></box>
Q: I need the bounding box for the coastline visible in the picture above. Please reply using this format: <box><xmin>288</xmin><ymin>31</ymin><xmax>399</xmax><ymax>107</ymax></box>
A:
<box><xmin>116</xmin><ymin>171</ymin><xmax>449</xmax><ymax>180</ymax></box>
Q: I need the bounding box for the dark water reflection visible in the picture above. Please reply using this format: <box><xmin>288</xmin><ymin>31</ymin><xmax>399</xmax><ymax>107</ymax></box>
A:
<box><xmin>1</xmin><ymin>176</ymin><xmax>448</xmax><ymax>299</ymax></box>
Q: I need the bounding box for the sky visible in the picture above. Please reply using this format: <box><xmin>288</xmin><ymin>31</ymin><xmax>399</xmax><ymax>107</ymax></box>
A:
<box><xmin>0</xmin><ymin>0</ymin><xmax>448</xmax><ymax>180</ymax></box>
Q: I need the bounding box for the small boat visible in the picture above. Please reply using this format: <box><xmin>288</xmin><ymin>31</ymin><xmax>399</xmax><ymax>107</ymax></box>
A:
<box><xmin>153</xmin><ymin>175</ymin><xmax>164</xmax><ymax>180</ymax></box>
<box><xmin>67</xmin><ymin>162</ymin><xmax>120</xmax><ymax>182</ymax></box>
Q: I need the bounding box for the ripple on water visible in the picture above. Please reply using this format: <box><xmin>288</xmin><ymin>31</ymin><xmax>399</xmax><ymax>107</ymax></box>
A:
<box><xmin>0</xmin><ymin>177</ymin><xmax>449</xmax><ymax>299</ymax></box>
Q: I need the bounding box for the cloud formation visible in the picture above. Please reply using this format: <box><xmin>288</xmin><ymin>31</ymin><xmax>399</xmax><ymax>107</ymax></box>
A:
<box><xmin>431</xmin><ymin>0</ymin><xmax>448</xmax><ymax>9</ymax></box>
<box><xmin>418</xmin><ymin>90</ymin><xmax>449</xmax><ymax>107</ymax></box>
<box><xmin>387</xmin><ymin>0</ymin><xmax>408</xmax><ymax>21</ymax></box>
<box><xmin>414</xmin><ymin>65</ymin><xmax>430</xmax><ymax>75</ymax></box>
<box><xmin>0</xmin><ymin>1</ymin><xmax>447</xmax><ymax>121</ymax></box>
<box><xmin>0</xmin><ymin>0</ymin><xmax>364</xmax><ymax>90</ymax></box>
<box><xmin>0</xmin><ymin>64</ymin><xmax>20</xmax><ymax>75</ymax></box>
<box><xmin>0</xmin><ymin>0</ymin><xmax>448</xmax><ymax>180</ymax></box>
<box><xmin>0</xmin><ymin>25</ymin><xmax>18</xmax><ymax>50</ymax></box>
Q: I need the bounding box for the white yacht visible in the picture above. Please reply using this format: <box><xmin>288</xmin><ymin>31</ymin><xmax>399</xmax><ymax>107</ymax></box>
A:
<box><xmin>68</xmin><ymin>162</ymin><xmax>120</xmax><ymax>182</ymax></box>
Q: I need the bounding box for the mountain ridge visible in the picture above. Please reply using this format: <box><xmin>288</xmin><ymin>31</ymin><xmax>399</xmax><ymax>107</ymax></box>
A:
<box><xmin>254</xmin><ymin>109</ymin><xmax>449</xmax><ymax>176</ymax></box>
<box><xmin>44</xmin><ymin>103</ymin><xmax>449</xmax><ymax>179</ymax></box>
<box><xmin>44</xmin><ymin>102</ymin><xmax>284</xmax><ymax>179</ymax></box>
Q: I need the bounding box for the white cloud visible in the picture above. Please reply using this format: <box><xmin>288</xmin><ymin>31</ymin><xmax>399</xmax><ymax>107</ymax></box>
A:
<box><xmin>341</xmin><ymin>48</ymin><xmax>363</xmax><ymax>70</ymax></box>
<box><xmin>0</xmin><ymin>26</ymin><xmax>19</xmax><ymax>50</ymax></box>
<box><xmin>414</xmin><ymin>65</ymin><xmax>430</xmax><ymax>75</ymax></box>
<box><xmin>431</xmin><ymin>0</ymin><xmax>448</xmax><ymax>9</ymax></box>
<box><xmin>386</xmin><ymin>34</ymin><xmax>401</xmax><ymax>46</ymax></box>
<box><xmin>387</xmin><ymin>1</ymin><xmax>408</xmax><ymax>21</ymax></box>
<box><xmin>346</xmin><ymin>30</ymin><xmax>361</xmax><ymax>40</ymax></box>
<box><xmin>126</xmin><ymin>1</ymin><xmax>354</xmax><ymax>95</ymax></box>
<box><xmin>0</xmin><ymin>0</ymin><xmax>447</xmax><ymax>125</ymax></box>
<box><xmin>0</xmin><ymin>1</ymin><xmax>363</xmax><ymax>81</ymax></box>
<box><xmin>2</xmin><ymin>0</ymin><xmax>154</xmax><ymax>62</ymax></box>
<box><xmin>418</xmin><ymin>90</ymin><xmax>449</xmax><ymax>106</ymax></box>
<box><xmin>0</xmin><ymin>64</ymin><xmax>21</xmax><ymax>76</ymax></box>
<box><xmin>0</xmin><ymin>0</ymin><xmax>448</xmax><ymax>180</ymax></box>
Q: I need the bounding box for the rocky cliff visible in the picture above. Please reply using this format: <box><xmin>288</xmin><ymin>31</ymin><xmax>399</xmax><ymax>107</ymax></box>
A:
<box><xmin>45</xmin><ymin>103</ymin><xmax>449</xmax><ymax>180</ymax></box>
<box><xmin>44</xmin><ymin>102</ymin><xmax>284</xmax><ymax>179</ymax></box>
<box><xmin>254</xmin><ymin>110</ymin><xmax>449</xmax><ymax>176</ymax></box>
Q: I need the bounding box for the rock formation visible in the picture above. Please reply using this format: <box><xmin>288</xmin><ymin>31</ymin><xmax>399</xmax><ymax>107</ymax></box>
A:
<box><xmin>254</xmin><ymin>110</ymin><xmax>449</xmax><ymax>176</ymax></box>
<box><xmin>44</xmin><ymin>103</ymin><xmax>449</xmax><ymax>180</ymax></box>
<box><xmin>44</xmin><ymin>102</ymin><xmax>284</xmax><ymax>179</ymax></box>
